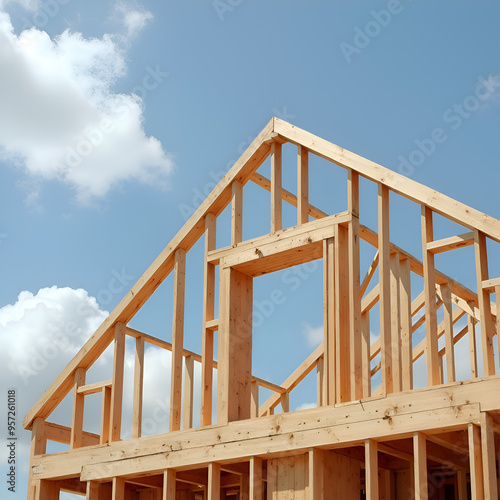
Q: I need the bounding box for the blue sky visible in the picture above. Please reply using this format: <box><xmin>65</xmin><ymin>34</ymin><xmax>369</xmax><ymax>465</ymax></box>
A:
<box><xmin>0</xmin><ymin>0</ymin><xmax>499</xmax><ymax>496</ymax></box>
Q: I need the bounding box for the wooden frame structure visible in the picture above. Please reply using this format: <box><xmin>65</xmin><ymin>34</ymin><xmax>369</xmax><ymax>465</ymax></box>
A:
<box><xmin>25</xmin><ymin>118</ymin><xmax>500</xmax><ymax>499</ymax></box>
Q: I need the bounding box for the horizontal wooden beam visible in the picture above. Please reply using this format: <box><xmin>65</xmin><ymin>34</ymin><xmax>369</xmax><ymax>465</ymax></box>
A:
<box><xmin>44</xmin><ymin>421</ymin><xmax>99</xmax><ymax>447</ymax></box>
<box><xmin>77</xmin><ymin>380</ymin><xmax>112</xmax><ymax>396</ymax></box>
<box><xmin>426</xmin><ymin>232</ymin><xmax>474</xmax><ymax>254</ymax></box>
<box><xmin>483</xmin><ymin>277</ymin><xmax>500</xmax><ymax>294</ymax></box>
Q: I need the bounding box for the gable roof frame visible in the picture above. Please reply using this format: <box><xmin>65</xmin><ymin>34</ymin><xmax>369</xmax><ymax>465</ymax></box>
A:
<box><xmin>24</xmin><ymin>117</ymin><xmax>500</xmax><ymax>430</ymax></box>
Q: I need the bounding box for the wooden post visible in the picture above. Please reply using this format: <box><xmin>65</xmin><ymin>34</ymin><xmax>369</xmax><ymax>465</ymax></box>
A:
<box><xmin>323</xmin><ymin>238</ymin><xmax>335</xmax><ymax>405</ymax></box>
<box><xmin>250</xmin><ymin>457</ymin><xmax>263</xmax><ymax>500</ymax></box>
<box><xmin>467</xmin><ymin>304</ymin><xmax>478</xmax><ymax>379</ymax></box>
<box><xmin>271</xmin><ymin>142</ymin><xmax>282</xmax><ymax>233</ymax></box>
<box><xmin>390</xmin><ymin>252</ymin><xmax>402</xmax><ymax>393</ymax></box>
<box><xmin>480</xmin><ymin>412</ymin><xmax>498</xmax><ymax>499</ymax></box>
<box><xmin>413</xmin><ymin>432</ymin><xmax>428</xmax><ymax>500</ymax></box>
<box><xmin>335</xmin><ymin>224</ymin><xmax>350</xmax><ymax>403</ymax></box>
<box><xmin>86</xmin><ymin>481</ymin><xmax>100</xmax><ymax>500</ymax></box>
<box><xmin>110</xmin><ymin>322</ymin><xmax>126</xmax><ymax>442</ymax></box>
<box><xmin>297</xmin><ymin>146</ymin><xmax>309</xmax><ymax>225</ymax></box>
<box><xmin>170</xmin><ymin>248</ymin><xmax>186</xmax><ymax>432</ymax></box>
<box><xmin>400</xmin><ymin>257</ymin><xmax>413</xmax><ymax>391</ymax></box>
<box><xmin>474</xmin><ymin>230</ymin><xmax>495</xmax><ymax>376</ymax></box>
<box><xmin>365</xmin><ymin>439</ymin><xmax>379</xmax><ymax>500</ymax></box>
<box><xmin>163</xmin><ymin>470</ymin><xmax>176</xmax><ymax>500</ymax></box>
<box><xmin>280</xmin><ymin>392</ymin><xmax>289</xmax><ymax>413</ymax></box>
<box><xmin>201</xmin><ymin>213</ymin><xmax>216</xmax><ymax>427</ymax></box>
<box><xmin>251</xmin><ymin>380</ymin><xmax>259</xmax><ymax>418</ymax></box>
<box><xmin>240</xmin><ymin>472</ymin><xmax>250</xmax><ymax>500</ymax></box>
<box><xmin>183</xmin><ymin>354</ymin><xmax>194</xmax><ymax>429</ymax></box>
<box><xmin>378</xmin><ymin>184</ymin><xmax>393</xmax><ymax>395</ymax></box>
<box><xmin>70</xmin><ymin>367</ymin><xmax>86</xmax><ymax>449</ymax></box>
<box><xmin>348</xmin><ymin>170</ymin><xmax>362</xmax><ymax>400</ymax></box>
<box><xmin>112</xmin><ymin>477</ymin><xmax>125</xmax><ymax>500</ymax></box>
<box><xmin>28</xmin><ymin>418</ymin><xmax>46</xmax><ymax>500</ymax></box>
<box><xmin>36</xmin><ymin>480</ymin><xmax>59</xmax><ymax>500</ymax></box>
<box><xmin>217</xmin><ymin>265</ymin><xmax>253</xmax><ymax>424</ymax></box>
<box><xmin>100</xmin><ymin>385</ymin><xmax>111</xmax><ymax>444</ymax></box>
<box><xmin>231</xmin><ymin>180</ymin><xmax>243</xmax><ymax>245</ymax></box>
<box><xmin>421</xmin><ymin>206</ymin><xmax>440</xmax><ymax>386</ymax></box>
<box><xmin>316</xmin><ymin>355</ymin><xmax>325</xmax><ymax>406</ymax></box>
<box><xmin>361</xmin><ymin>311</ymin><xmax>371</xmax><ymax>397</ymax></box>
<box><xmin>208</xmin><ymin>463</ymin><xmax>221</xmax><ymax>500</ymax></box>
<box><xmin>132</xmin><ymin>335</ymin><xmax>144</xmax><ymax>438</ymax></box>
<box><xmin>456</xmin><ymin>470</ymin><xmax>467</xmax><ymax>500</ymax></box>
<box><xmin>440</xmin><ymin>284</ymin><xmax>456</xmax><ymax>383</ymax></box>
<box><xmin>468</xmin><ymin>423</ymin><xmax>484</xmax><ymax>500</ymax></box>
<box><xmin>309</xmin><ymin>448</ymin><xmax>324</xmax><ymax>500</ymax></box>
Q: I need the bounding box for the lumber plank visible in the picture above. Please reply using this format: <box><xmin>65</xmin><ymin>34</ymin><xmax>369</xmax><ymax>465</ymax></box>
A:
<box><xmin>309</xmin><ymin>448</ymin><xmax>324</xmax><ymax>500</ymax></box>
<box><xmin>100</xmin><ymin>386</ymin><xmax>111</xmax><ymax>444</ymax></box>
<box><xmin>132</xmin><ymin>335</ymin><xmax>144</xmax><ymax>438</ymax></box>
<box><xmin>468</xmin><ymin>423</ymin><xmax>484</xmax><ymax>500</ymax></box>
<box><xmin>170</xmin><ymin>248</ymin><xmax>186</xmax><ymax>432</ymax></box>
<box><xmin>378</xmin><ymin>184</ymin><xmax>392</xmax><ymax>395</ymax></box>
<box><xmin>183</xmin><ymin>354</ymin><xmax>194</xmax><ymax>430</ymax></box>
<box><xmin>271</xmin><ymin>142</ymin><xmax>282</xmax><ymax>233</ymax></box>
<box><xmin>440</xmin><ymin>283</ymin><xmax>456</xmax><ymax>383</ymax></box>
<box><xmin>426</xmin><ymin>232</ymin><xmax>474</xmax><ymax>254</ymax></box>
<box><xmin>70</xmin><ymin>368</ymin><xmax>85</xmax><ymax>449</ymax></box>
<box><xmin>348</xmin><ymin>170</ymin><xmax>362</xmax><ymax>400</ymax></box>
<box><xmin>480</xmin><ymin>412</ymin><xmax>499</xmax><ymax>500</ymax></box>
<box><xmin>163</xmin><ymin>470</ymin><xmax>176</xmax><ymax>500</ymax></box>
<box><xmin>324</xmin><ymin>238</ymin><xmax>335</xmax><ymax>405</ymax></box>
<box><xmin>110</xmin><ymin>323</ymin><xmax>126</xmax><ymax>442</ymax></box>
<box><xmin>413</xmin><ymin>432</ymin><xmax>428</xmax><ymax>500</ymax></box>
<box><xmin>297</xmin><ymin>146</ymin><xmax>309</xmax><ymax>225</ymax></box>
<box><xmin>208</xmin><ymin>463</ymin><xmax>220</xmax><ymax>500</ymax></box>
<box><xmin>399</xmin><ymin>257</ymin><xmax>412</xmax><ymax>391</ymax></box>
<box><xmin>249</xmin><ymin>457</ymin><xmax>263</xmax><ymax>500</ymax></box>
<box><xmin>421</xmin><ymin>206</ymin><xmax>441</xmax><ymax>386</ymax></box>
<box><xmin>474</xmin><ymin>230</ymin><xmax>496</xmax><ymax>376</ymax></box>
<box><xmin>77</xmin><ymin>380</ymin><xmax>112</xmax><ymax>396</ymax></box>
<box><xmin>365</xmin><ymin>439</ymin><xmax>379</xmax><ymax>500</ymax></box>
<box><xmin>231</xmin><ymin>180</ymin><xmax>243</xmax><ymax>245</ymax></box>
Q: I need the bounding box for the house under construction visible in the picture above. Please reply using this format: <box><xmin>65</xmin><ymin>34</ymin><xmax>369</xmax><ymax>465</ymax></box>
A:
<box><xmin>25</xmin><ymin>118</ymin><xmax>500</xmax><ymax>499</ymax></box>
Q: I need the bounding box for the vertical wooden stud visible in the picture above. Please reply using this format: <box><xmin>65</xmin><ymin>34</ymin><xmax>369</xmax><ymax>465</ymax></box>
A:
<box><xmin>468</xmin><ymin>305</ymin><xmax>478</xmax><ymax>379</ymax></box>
<box><xmin>413</xmin><ymin>432</ymin><xmax>428</xmax><ymax>500</ymax></box>
<box><xmin>348</xmin><ymin>170</ymin><xmax>362</xmax><ymax>400</ymax></box>
<box><xmin>297</xmin><ymin>146</ymin><xmax>309</xmax><ymax>225</ymax></box>
<box><xmin>421</xmin><ymin>206</ymin><xmax>441</xmax><ymax>386</ymax></box>
<box><xmin>441</xmin><ymin>284</ymin><xmax>456</xmax><ymax>383</ymax></box>
<box><xmin>469</xmin><ymin>423</ymin><xmax>484</xmax><ymax>500</ymax></box>
<box><xmin>309</xmin><ymin>448</ymin><xmax>324</xmax><ymax>500</ymax></box>
<box><xmin>323</xmin><ymin>238</ymin><xmax>335</xmax><ymax>405</ymax></box>
<box><xmin>400</xmin><ymin>257</ymin><xmax>413</xmax><ymax>391</ymax></box>
<box><xmin>201</xmin><ymin>213</ymin><xmax>216</xmax><ymax>427</ymax></box>
<box><xmin>251</xmin><ymin>380</ymin><xmax>259</xmax><ymax>418</ymax></box>
<box><xmin>100</xmin><ymin>385</ymin><xmax>111</xmax><ymax>444</ymax></box>
<box><xmin>110</xmin><ymin>322</ymin><xmax>126</xmax><ymax>442</ymax></box>
<box><xmin>457</xmin><ymin>469</ymin><xmax>467</xmax><ymax>500</ymax></box>
<box><xmin>480</xmin><ymin>412</ymin><xmax>498</xmax><ymax>499</ymax></box>
<box><xmin>361</xmin><ymin>311</ymin><xmax>371</xmax><ymax>397</ymax></box>
<box><xmin>208</xmin><ymin>463</ymin><xmax>221</xmax><ymax>500</ymax></box>
<box><xmin>183</xmin><ymin>354</ymin><xmax>194</xmax><ymax>429</ymax></box>
<box><xmin>280</xmin><ymin>392</ymin><xmax>289</xmax><ymax>413</ymax></box>
<box><xmin>132</xmin><ymin>335</ymin><xmax>144</xmax><ymax>438</ymax></box>
<box><xmin>378</xmin><ymin>184</ymin><xmax>393</xmax><ymax>395</ymax></box>
<box><xmin>390</xmin><ymin>252</ymin><xmax>402</xmax><ymax>393</ymax></box>
<box><xmin>335</xmin><ymin>224</ymin><xmax>350</xmax><ymax>403</ymax></box>
<box><xmin>231</xmin><ymin>180</ymin><xmax>243</xmax><ymax>245</ymax></box>
<box><xmin>316</xmin><ymin>355</ymin><xmax>325</xmax><ymax>406</ymax></box>
<box><xmin>365</xmin><ymin>439</ymin><xmax>379</xmax><ymax>500</ymax></box>
<box><xmin>86</xmin><ymin>481</ymin><xmax>100</xmax><ymax>500</ymax></box>
<box><xmin>170</xmin><ymin>248</ymin><xmax>186</xmax><ymax>432</ymax></box>
<box><xmin>70</xmin><ymin>367</ymin><xmax>86</xmax><ymax>449</ymax></box>
<box><xmin>474</xmin><ymin>230</ymin><xmax>495</xmax><ymax>376</ymax></box>
<box><xmin>250</xmin><ymin>457</ymin><xmax>263</xmax><ymax>500</ymax></box>
<box><xmin>163</xmin><ymin>470</ymin><xmax>176</xmax><ymax>500</ymax></box>
<box><xmin>271</xmin><ymin>142</ymin><xmax>282</xmax><ymax>233</ymax></box>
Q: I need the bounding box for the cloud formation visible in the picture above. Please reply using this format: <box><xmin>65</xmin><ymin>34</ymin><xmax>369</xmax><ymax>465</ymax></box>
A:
<box><xmin>0</xmin><ymin>6</ymin><xmax>172</xmax><ymax>203</ymax></box>
<box><xmin>115</xmin><ymin>1</ymin><xmax>153</xmax><ymax>38</ymax></box>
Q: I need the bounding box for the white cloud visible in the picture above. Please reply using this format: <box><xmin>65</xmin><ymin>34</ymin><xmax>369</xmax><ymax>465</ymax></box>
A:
<box><xmin>295</xmin><ymin>402</ymin><xmax>317</xmax><ymax>411</ymax></box>
<box><xmin>301</xmin><ymin>322</ymin><xmax>323</xmax><ymax>347</ymax></box>
<box><xmin>115</xmin><ymin>1</ymin><xmax>153</xmax><ymax>38</ymax></box>
<box><xmin>0</xmin><ymin>9</ymin><xmax>173</xmax><ymax>203</ymax></box>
